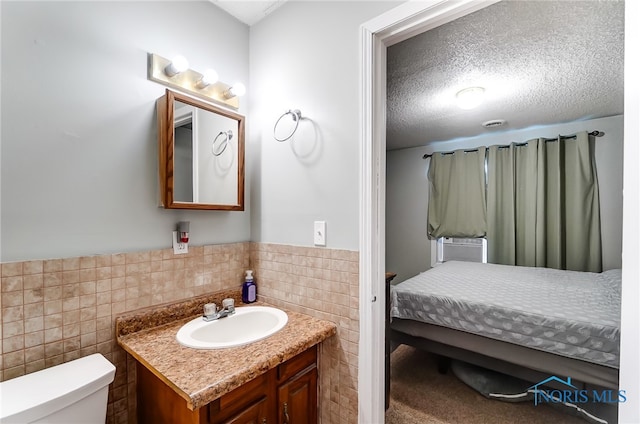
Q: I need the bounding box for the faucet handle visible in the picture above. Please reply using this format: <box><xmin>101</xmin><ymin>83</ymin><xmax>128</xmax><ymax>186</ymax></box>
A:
<box><xmin>204</xmin><ymin>303</ymin><xmax>217</xmax><ymax>316</ymax></box>
<box><xmin>222</xmin><ymin>298</ymin><xmax>235</xmax><ymax>312</ymax></box>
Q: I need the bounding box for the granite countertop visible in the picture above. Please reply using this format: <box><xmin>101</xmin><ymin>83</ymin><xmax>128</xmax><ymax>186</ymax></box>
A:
<box><xmin>116</xmin><ymin>290</ymin><xmax>337</xmax><ymax>411</ymax></box>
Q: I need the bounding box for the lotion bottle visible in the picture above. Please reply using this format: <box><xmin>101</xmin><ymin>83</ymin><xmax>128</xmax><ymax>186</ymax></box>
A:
<box><xmin>242</xmin><ymin>270</ymin><xmax>257</xmax><ymax>303</ymax></box>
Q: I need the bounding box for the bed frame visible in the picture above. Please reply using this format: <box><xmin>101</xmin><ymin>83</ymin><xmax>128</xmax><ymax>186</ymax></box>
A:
<box><xmin>383</xmin><ymin>265</ymin><xmax>620</xmax><ymax>413</ymax></box>
<box><xmin>389</xmin><ymin>318</ymin><xmax>619</xmax><ymax>390</ymax></box>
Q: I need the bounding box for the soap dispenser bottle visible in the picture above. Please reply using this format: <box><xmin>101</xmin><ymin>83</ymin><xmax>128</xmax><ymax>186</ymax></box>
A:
<box><xmin>242</xmin><ymin>270</ymin><xmax>257</xmax><ymax>304</ymax></box>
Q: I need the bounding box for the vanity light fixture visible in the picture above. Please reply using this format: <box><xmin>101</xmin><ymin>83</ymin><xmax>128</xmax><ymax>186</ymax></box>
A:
<box><xmin>148</xmin><ymin>53</ymin><xmax>244</xmax><ymax>109</ymax></box>
<box><xmin>196</xmin><ymin>69</ymin><xmax>219</xmax><ymax>89</ymax></box>
<box><xmin>456</xmin><ymin>86</ymin><xmax>485</xmax><ymax>110</ymax></box>
<box><xmin>223</xmin><ymin>83</ymin><xmax>246</xmax><ymax>100</ymax></box>
<box><xmin>164</xmin><ymin>55</ymin><xmax>189</xmax><ymax>77</ymax></box>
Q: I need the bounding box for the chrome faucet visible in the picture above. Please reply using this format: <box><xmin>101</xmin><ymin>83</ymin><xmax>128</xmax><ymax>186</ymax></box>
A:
<box><xmin>203</xmin><ymin>299</ymin><xmax>235</xmax><ymax>322</ymax></box>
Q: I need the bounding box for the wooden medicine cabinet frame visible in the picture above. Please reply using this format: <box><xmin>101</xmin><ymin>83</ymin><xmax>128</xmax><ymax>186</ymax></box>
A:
<box><xmin>157</xmin><ymin>89</ymin><xmax>245</xmax><ymax>210</ymax></box>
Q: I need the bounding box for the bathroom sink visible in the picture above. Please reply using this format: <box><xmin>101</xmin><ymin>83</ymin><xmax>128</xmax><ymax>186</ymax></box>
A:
<box><xmin>176</xmin><ymin>306</ymin><xmax>288</xmax><ymax>349</ymax></box>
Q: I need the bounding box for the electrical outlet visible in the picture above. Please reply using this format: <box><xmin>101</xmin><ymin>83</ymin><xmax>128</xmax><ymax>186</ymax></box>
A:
<box><xmin>314</xmin><ymin>221</ymin><xmax>326</xmax><ymax>246</ymax></box>
<box><xmin>172</xmin><ymin>231</ymin><xmax>189</xmax><ymax>254</ymax></box>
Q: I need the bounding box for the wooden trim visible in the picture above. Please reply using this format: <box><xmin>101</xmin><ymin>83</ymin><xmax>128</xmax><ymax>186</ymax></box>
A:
<box><xmin>237</xmin><ymin>113</ymin><xmax>245</xmax><ymax>211</ymax></box>
<box><xmin>165</xmin><ymin>90</ymin><xmax>176</xmax><ymax>207</ymax></box>
<box><xmin>157</xmin><ymin>94</ymin><xmax>168</xmax><ymax>207</ymax></box>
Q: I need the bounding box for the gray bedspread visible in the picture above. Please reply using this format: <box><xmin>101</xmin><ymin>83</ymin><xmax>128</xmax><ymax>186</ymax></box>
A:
<box><xmin>390</xmin><ymin>261</ymin><xmax>621</xmax><ymax>368</ymax></box>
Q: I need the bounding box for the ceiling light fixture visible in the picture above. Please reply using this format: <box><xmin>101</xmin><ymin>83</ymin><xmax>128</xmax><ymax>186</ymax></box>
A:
<box><xmin>456</xmin><ymin>87</ymin><xmax>485</xmax><ymax>110</ymax></box>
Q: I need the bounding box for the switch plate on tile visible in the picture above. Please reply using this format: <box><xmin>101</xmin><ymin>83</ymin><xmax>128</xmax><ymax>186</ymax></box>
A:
<box><xmin>172</xmin><ymin>231</ymin><xmax>189</xmax><ymax>254</ymax></box>
<box><xmin>314</xmin><ymin>221</ymin><xmax>326</xmax><ymax>246</ymax></box>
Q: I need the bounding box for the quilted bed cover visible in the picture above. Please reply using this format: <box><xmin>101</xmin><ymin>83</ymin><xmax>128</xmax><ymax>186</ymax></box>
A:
<box><xmin>390</xmin><ymin>261</ymin><xmax>621</xmax><ymax>368</ymax></box>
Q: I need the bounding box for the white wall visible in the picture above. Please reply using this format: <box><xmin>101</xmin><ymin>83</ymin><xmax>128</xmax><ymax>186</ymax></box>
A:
<box><xmin>249</xmin><ymin>1</ymin><xmax>399</xmax><ymax>249</ymax></box>
<box><xmin>0</xmin><ymin>1</ymin><xmax>250</xmax><ymax>262</ymax></box>
<box><xmin>386</xmin><ymin>115</ymin><xmax>624</xmax><ymax>282</ymax></box>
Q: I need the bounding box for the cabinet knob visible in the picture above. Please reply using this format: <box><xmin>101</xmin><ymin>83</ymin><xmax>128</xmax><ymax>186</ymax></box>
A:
<box><xmin>262</xmin><ymin>419</ymin><xmax>267</xmax><ymax>424</ymax></box>
<box><xmin>283</xmin><ymin>402</ymin><xmax>290</xmax><ymax>424</ymax></box>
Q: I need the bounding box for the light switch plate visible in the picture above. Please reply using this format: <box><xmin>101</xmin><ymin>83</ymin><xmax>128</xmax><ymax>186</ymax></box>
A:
<box><xmin>172</xmin><ymin>231</ymin><xmax>189</xmax><ymax>254</ymax></box>
<box><xmin>314</xmin><ymin>221</ymin><xmax>326</xmax><ymax>246</ymax></box>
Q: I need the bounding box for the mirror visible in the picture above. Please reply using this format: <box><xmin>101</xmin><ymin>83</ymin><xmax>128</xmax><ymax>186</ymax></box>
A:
<box><xmin>158</xmin><ymin>89</ymin><xmax>245</xmax><ymax>210</ymax></box>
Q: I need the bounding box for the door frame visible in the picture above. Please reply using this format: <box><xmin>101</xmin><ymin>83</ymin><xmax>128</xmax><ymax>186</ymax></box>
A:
<box><xmin>358</xmin><ymin>1</ymin><xmax>640</xmax><ymax>423</ymax></box>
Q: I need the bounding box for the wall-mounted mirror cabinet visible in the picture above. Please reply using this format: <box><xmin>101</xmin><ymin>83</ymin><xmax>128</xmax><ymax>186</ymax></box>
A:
<box><xmin>157</xmin><ymin>89</ymin><xmax>245</xmax><ymax>210</ymax></box>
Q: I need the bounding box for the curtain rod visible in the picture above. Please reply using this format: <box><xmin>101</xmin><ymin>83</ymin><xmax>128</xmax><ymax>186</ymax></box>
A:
<box><xmin>421</xmin><ymin>130</ymin><xmax>603</xmax><ymax>159</ymax></box>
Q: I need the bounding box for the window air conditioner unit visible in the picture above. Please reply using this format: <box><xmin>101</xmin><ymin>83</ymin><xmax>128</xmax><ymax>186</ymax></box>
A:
<box><xmin>433</xmin><ymin>237</ymin><xmax>487</xmax><ymax>265</ymax></box>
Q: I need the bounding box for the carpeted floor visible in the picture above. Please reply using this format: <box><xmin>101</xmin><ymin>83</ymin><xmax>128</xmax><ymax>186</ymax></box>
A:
<box><xmin>386</xmin><ymin>345</ymin><xmax>588</xmax><ymax>424</ymax></box>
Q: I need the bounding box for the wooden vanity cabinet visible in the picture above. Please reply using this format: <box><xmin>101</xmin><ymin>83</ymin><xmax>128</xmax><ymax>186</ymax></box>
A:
<box><xmin>207</xmin><ymin>371</ymin><xmax>271</xmax><ymax>424</ymax></box>
<box><xmin>213</xmin><ymin>396</ymin><xmax>269</xmax><ymax>424</ymax></box>
<box><xmin>209</xmin><ymin>347</ymin><xmax>317</xmax><ymax>424</ymax></box>
<box><xmin>137</xmin><ymin>347</ymin><xmax>318</xmax><ymax>424</ymax></box>
<box><xmin>276</xmin><ymin>347</ymin><xmax>318</xmax><ymax>424</ymax></box>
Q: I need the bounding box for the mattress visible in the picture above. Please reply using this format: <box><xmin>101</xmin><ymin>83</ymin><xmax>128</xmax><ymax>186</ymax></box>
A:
<box><xmin>390</xmin><ymin>261</ymin><xmax>621</xmax><ymax>368</ymax></box>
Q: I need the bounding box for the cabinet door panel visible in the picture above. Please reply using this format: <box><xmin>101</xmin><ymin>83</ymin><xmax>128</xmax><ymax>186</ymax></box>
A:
<box><xmin>223</xmin><ymin>396</ymin><xmax>269</xmax><ymax>424</ymax></box>
<box><xmin>278</xmin><ymin>368</ymin><xmax>318</xmax><ymax>424</ymax></box>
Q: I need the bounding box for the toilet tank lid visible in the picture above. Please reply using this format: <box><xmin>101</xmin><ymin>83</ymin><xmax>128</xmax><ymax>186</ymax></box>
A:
<box><xmin>0</xmin><ymin>353</ymin><xmax>116</xmax><ymax>422</ymax></box>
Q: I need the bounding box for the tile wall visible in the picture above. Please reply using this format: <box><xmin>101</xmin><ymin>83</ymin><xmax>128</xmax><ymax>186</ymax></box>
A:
<box><xmin>0</xmin><ymin>243</ymin><xmax>250</xmax><ymax>423</ymax></box>
<box><xmin>250</xmin><ymin>242</ymin><xmax>360</xmax><ymax>424</ymax></box>
<box><xmin>0</xmin><ymin>241</ymin><xmax>359</xmax><ymax>424</ymax></box>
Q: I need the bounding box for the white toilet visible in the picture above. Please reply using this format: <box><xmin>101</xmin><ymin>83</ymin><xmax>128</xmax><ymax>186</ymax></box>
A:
<box><xmin>0</xmin><ymin>353</ymin><xmax>116</xmax><ymax>423</ymax></box>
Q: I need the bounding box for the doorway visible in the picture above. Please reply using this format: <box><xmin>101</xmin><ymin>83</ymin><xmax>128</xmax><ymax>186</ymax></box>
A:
<box><xmin>358</xmin><ymin>1</ymin><xmax>640</xmax><ymax>423</ymax></box>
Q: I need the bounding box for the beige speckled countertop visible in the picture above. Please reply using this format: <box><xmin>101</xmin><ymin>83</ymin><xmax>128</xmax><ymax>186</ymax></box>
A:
<box><xmin>116</xmin><ymin>290</ymin><xmax>337</xmax><ymax>411</ymax></box>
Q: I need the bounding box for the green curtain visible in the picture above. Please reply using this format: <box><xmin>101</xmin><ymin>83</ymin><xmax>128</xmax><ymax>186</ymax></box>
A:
<box><xmin>428</xmin><ymin>147</ymin><xmax>487</xmax><ymax>238</ymax></box>
<box><xmin>486</xmin><ymin>132</ymin><xmax>602</xmax><ymax>272</ymax></box>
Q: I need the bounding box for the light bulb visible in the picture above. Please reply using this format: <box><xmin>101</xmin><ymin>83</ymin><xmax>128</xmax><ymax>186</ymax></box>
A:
<box><xmin>456</xmin><ymin>87</ymin><xmax>485</xmax><ymax>110</ymax></box>
<box><xmin>164</xmin><ymin>55</ymin><xmax>189</xmax><ymax>77</ymax></box>
<box><xmin>224</xmin><ymin>82</ymin><xmax>246</xmax><ymax>99</ymax></box>
<box><xmin>196</xmin><ymin>69</ymin><xmax>218</xmax><ymax>88</ymax></box>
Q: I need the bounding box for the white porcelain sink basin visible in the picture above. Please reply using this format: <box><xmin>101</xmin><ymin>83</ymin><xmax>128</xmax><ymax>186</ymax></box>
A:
<box><xmin>176</xmin><ymin>306</ymin><xmax>288</xmax><ymax>349</ymax></box>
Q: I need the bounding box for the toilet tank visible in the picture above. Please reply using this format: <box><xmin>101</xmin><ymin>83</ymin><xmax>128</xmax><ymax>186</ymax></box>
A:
<box><xmin>0</xmin><ymin>353</ymin><xmax>116</xmax><ymax>423</ymax></box>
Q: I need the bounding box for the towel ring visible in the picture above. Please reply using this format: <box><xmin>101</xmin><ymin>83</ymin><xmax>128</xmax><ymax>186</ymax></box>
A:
<box><xmin>274</xmin><ymin>109</ymin><xmax>302</xmax><ymax>142</ymax></box>
<box><xmin>212</xmin><ymin>130</ymin><xmax>233</xmax><ymax>156</ymax></box>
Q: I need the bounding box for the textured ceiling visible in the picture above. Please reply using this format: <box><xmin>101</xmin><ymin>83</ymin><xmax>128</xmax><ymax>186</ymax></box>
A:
<box><xmin>386</xmin><ymin>0</ymin><xmax>625</xmax><ymax>150</ymax></box>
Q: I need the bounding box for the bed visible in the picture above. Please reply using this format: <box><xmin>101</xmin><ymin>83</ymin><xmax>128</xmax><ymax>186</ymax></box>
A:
<box><xmin>389</xmin><ymin>261</ymin><xmax>621</xmax><ymax>390</ymax></box>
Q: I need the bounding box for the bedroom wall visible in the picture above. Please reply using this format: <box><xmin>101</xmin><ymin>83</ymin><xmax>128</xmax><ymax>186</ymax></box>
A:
<box><xmin>386</xmin><ymin>114</ymin><xmax>624</xmax><ymax>283</ymax></box>
<box><xmin>0</xmin><ymin>1</ymin><xmax>251</xmax><ymax>262</ymax></box>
